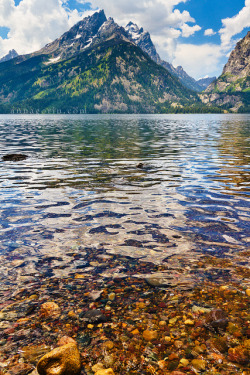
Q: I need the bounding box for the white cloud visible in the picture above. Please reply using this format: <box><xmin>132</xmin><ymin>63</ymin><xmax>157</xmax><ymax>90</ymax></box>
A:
<box><xmin>0</xmin><ymin>0</ymin><xmax>84</xmax><ymax>58</ymax></box>
<box><xmin>204</xmin><ymin>28</ymin><xmax>216</xmax><ymax>36</ymax></box>
<box><xmin>219</xmin><ymin>0</ymin><xmax>250</xmax><ymax>48</ymax></box>
<box><xmin>83</xmin><ymin>0</ymin><xmax>197</xmax><ymax>34</ymax></box>
<box><xmin>172</xmin><ymin>43</ymin><xmax>224</xmax><ymax>79</ymax></box>
<box><xmin>181</xmin><ymin>24</ymin><xmax>201</xmax><ymax>37</ymax></box>
<box><xmin>151</xmin><ymin>28</ymin><xmax>181</xmax><ymax>62</ymax></box>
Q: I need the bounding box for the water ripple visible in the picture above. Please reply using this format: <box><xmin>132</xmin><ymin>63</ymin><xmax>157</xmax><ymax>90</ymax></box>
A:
<box><xmin>0</xmin><ymin>114</ymin><xmax>249</xmax><ymax>282</ymax></box>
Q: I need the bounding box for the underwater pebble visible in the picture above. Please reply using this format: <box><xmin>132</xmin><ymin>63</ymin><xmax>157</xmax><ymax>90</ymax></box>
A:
<box><xmin>40</xmin><ymin>302</ymin><xmax>61</xmax><ymax>319</ymax></box>
<box><xmin>57</xmin><ymin>336</ymin><xmax>77</xmax><ymax>346</ymax></box>
<box><xmin>108</xmin><ymin>293</ymin><xmax>116</xmax><ymax>301</ymax></box>
<box><xmin>94</xmin><ymin>369</ymin><xmax>115</xmax><ymax>375</ymax></box>
<box><xmin>142</xmin><ymin>330</ymin><xmax>158</xmax><ymax>341</ymax></box>
<box><xmin>92</xmin><ymin>363</ymin><xmax>105</xmax><ymax>372</ymax></box>
<box><xmin>191</xmin><ymin>359</ymin><xmax>207</xmax><ymax>371</ymax></box>
<box><xmin>82</xmin><ymin>309</ymin><xmax>107</xmax><ymax>324</ymax></box>
<box><xmin>228</xmin><ymin>346</ymin><xmax>250</xmax><ymax>364</ymax></box>
<box><xmin>184</xmin><ymin>319</ymin><xmax>194</xmax><ymax>326</ymax></box>
<box><xmin>179</xmin><ymin>358</ymin><xmax>189</xmax><ymax>366</ymax></box>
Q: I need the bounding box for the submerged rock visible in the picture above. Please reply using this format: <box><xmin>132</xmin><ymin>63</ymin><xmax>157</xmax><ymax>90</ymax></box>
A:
<box><xmin>145</xmin><ymin>272</ymin><xmax>195</xmax><ymax>289</ymax></box>
<box><xmin>40</xmin><ymin>302</ymin><xmax>61</xmax><ymax>319</ymax></box>
<box><xmin>37</xmin><ymin>343</ymin><xmax>81</xmax><ymax>375</ymax></box>
<box><xmin>92</xmin><ymin>363</ymin><xmax>105</xmax><ymax>372</ymax></box>
<box><xmin>143</xmin><ymin>330</ymin><xmax>158</xmax><ymax>341</ymax></box>
<box><xmin>228</xmin><ymin>345</ymin><xmax>250</xmax><ymax>365</ymax></box>
<box><xmin>57</xmin><ymin>336</ymin><xmax>77</xmax><ymax>346</ymax></box>
<box><xmin>145</xmin><ymin>276</ymin><xmax>172</xmax><ymax>287</ymax></box>
<box><xmin>82</xmin><ymin>309</ymin><xmax>107</xmax><ymax>324</ymax></box>
<box><xmin>205</xmin><ymin>308</ymin><xmax>228</xmax><ymax>331</ymax></box>
<box><xmin>2</xmin><ymin>154</ymin><xmax>28</xmax><ymax>161</ymax></box>
<box><xmin>136</xmin><ymin>163</ymin><xmax>144</xmax><ymax>169</ymax></box>
<box><xmin>191</xmin><ymin>359</ymin><xmax>207</xmax><ymax>371</ymax></box>
<box><xmin>94</xmin><ymin>369</ymin><xmax>115</xmax><ymax>375</ymax></box>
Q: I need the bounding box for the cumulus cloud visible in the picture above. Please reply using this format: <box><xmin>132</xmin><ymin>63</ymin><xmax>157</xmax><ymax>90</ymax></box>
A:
<box><xmin>181</xmin><ymin>24</ymin><xmax>201</xmax><ymax>37</ymax></box>
<box><xmin>219</xmin><ymin>0</ymin><xmax>250</xmax><ymax>48</ymax></box>
<box><xmin>172</xmin><ymin>43</ymin><xmax>224</xmax><ymax>79</ymax></box>
<box><xmin>78</xmin><ymin>0</ymin><xmax>195</xmax><ymax>34</ymax></box>
<box><xmin>154</xmin><ymin>30</ymin><xmax>182</xmax><ymax>62</ymax></box>
<box><xmin>204</xmin><ymin>28</ymin><xmax>216</xmax><ymax>36</ymax></box>
<box><xmin>0</xmin><ymin>0</ymin><xmax>84</xmax><ymax>58</ymax></box>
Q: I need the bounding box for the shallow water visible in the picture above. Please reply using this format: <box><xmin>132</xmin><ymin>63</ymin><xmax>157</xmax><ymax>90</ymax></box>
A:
<box><xmin>0</xmin><ymin>114</ymin><xmax>249</xmax><ymax>285</ymax></box>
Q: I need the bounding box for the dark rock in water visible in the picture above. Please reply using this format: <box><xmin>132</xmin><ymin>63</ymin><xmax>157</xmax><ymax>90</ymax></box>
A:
<box><xmin>123</xmin><ymin>239</ymin><xmax>144</xmax><ymax>247</ymax></box>
<box><xmin>205</xmin><ymin>308</ymin><xmax>228</xmax><ymax>331</ymax></box>
<box><xmin>2</xmin><ymin>154</ymin><xmax>28</xmax><ymax>161</ymax></box>
<box><xmin>81</xmin><ymin>309</ymin><xmax>107</xmax><ymax>323</ymax></box>
<box><xmin>77</xmin><ymin>334</ymin><xmax>92</xmax><ymax>347</ymax></box>
<box><xmin>136</xmin><ymin>163</ymin><xmax>144</xmax><ymax>169</ymax></box>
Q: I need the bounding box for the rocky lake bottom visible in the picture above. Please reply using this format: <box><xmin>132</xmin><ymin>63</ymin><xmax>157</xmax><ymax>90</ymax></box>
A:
<box><xmin>0</xmin><ymin>114</ymin><xmax>249</xmax><ymax>374</ymax></box>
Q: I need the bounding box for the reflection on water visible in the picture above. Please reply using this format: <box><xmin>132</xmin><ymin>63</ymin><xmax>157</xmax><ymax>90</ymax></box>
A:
<box><xmin>0</xmin><ymin>114</ymin><xmax>249</xmax><ymax>286</ymax></box>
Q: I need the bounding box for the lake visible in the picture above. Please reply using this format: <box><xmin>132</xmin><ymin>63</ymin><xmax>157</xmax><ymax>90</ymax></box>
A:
<box><xmin>1</xmin><ymin>114</ymin><xmax>250</xmax><ymax>373</ymax></box>
<box><xmin>0</xmin><ymin>114</ymin><xmax>249</xmax><ymax>285</ymax></box>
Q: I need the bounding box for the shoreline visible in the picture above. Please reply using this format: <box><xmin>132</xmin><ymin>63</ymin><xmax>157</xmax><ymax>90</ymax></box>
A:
<box><xmin>1</xmin><ymin>248</ymin><xmax>249</xmax><ymax>375</ymax></box>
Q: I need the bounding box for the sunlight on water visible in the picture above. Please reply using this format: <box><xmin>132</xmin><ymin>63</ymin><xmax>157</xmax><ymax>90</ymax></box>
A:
<box><xmin>0</xmin><ymin>114</ymin><xmax>249</xmax><ymax>286</ymax></box>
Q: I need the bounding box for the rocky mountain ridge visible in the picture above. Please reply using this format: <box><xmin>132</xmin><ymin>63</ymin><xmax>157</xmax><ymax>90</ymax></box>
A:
<box><xmin>34</xmin><ymin>10</ymin><xmax>108</xmax><ymax>61</ymax></box>
<box><xmin>196</xmin><ymin>76</ymin><xmax>216</xmax><ymax>90</ymax></box>
<box><xmin>125</xmin><ymin>21</ymin><xmax>213</xmax><ymax>92</ymax></box>
<box><xmin>0</xmin><ymin>10</ymin><xmax>248</xmax><ymax>113</ymax></box>
<box><xmin>32</xmin><ymin>10</ymin><xmax>212</xmax><ymax>92</ymax></box>
<box><xmin>0</xmin><ymin>11</ymin><xmax>200</xmax><ymax>114</ymax></box>
<box><xmin>0</xmin><ymin>49</ymin><xmax>18</xmax><ymax>63</ymax></box>
<box><xmin>125</xmin><ymin>22</ymin><xmax>161</xmax><ymax>65</ymax></box>
<box><xmin>201</xmin><ymin>31</ymin><xmax>250</xmax><ymax>112</ymax></box>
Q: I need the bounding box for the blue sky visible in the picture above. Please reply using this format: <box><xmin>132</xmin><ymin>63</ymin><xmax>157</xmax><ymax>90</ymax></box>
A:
<box><xmin>0</xmin><ymin>0</ymin><xmax>249</xmax><ymax>79</ymax></box>
<box><xmin>177</xmin><ymin>0</ymin><xmax>246</xmax><ymax>44</ymax></box>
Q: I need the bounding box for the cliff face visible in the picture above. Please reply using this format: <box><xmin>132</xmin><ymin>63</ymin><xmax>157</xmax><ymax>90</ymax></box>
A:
<box><xmin>222</xmin><ymin>31</ymin><xmax>250</xmax><ymax>78</ymax></box>
<box><xmin>202</xmin><ymin>32</ymin><xmax>250</xmax><ymax>112</ymax></box>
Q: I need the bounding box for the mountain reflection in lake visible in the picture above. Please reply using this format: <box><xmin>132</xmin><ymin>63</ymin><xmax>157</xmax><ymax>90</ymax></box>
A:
<box><xmin>0</xmin><ymin>114</ymin><xmax>249</xmax><ymax>287</ymax></box>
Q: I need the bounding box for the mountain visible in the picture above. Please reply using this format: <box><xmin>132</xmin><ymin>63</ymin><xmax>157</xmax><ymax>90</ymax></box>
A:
<box><xmin>0</xmin><ymin>49</ymin><xmax>18</xmax><ymax>63</ymax></box>
<box><xmin>202</xmin><ymin>31</ymin><xmax>250</xmax><ymax>112</ymax></box>
<box><xmin>0</xmin><ymin>11</ymin><xmax>200</xmax><ymax>114</ymax></box>
<box><xmin>34</xmin><ymin>10</ymin><xmax>121</xmax><ymax>61</ymax></box>
<box><xmin>173</xmin><ymin>65</ymin><xmax>204</xmax><ymax>92</ymax></box>
<box><xmin>125</xmin><ymin>22</ymin><xmax>161</xmax><ymax>65</ymax></box>
<box><xmin>196</xmin><ymin>76</ymin><xmax>216</xmax><ymax>90</ymax></box>
<box><xmin>125</xmin><ymin>22</ymin><xmax>213</xmax><ymax>92</ymax></box>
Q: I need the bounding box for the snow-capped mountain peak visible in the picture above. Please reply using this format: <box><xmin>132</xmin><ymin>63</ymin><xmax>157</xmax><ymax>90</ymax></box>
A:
<box><xmin>125</xmin><ymin>21</ymin><xmax>161</xmax><ymax>64</ymax></box>
<box><xmin>125</xmin><ymin>22</ymin><xmax>145</xmax><ymax>40</ymax></box>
